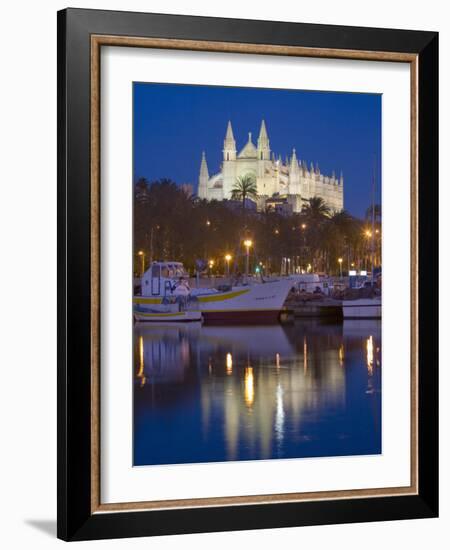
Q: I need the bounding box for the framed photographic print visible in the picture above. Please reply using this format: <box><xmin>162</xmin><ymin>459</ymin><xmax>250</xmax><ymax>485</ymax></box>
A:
<box><xmin>57</xmin><ymin>8</ymin><xmax>439</xmax><ymax>541</ymax></box>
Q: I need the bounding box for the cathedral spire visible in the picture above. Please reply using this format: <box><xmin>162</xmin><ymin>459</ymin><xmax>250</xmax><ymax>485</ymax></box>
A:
<box><xmin>258</xmin><ymin>119</ymin><xmax>268</xmax><ymax>141</ymax></box>
<box><xmin>257</xmin><ymin>120</ymin><xmax>270</xmax><ymax>160</ymax></box>
<box><xmin>225</xmin><ymin>120</ymin><xmax>235</xmax><ymax>142</ymax></box>
<box><xmin>198</xmin><ymin>151</ymin><xmax>209</xmax><ymax>199</ymax></box>
<box><xmin>290</xmin><ymin>148</ymin><xmax>299</xmax><ymax>172</ymax></box>
<box><xmin>200</xmin><ymin>151</ymin><xmax>209</xmax><ymax>176</ymax></box>
<box><xmin>223</xmin><ymin>120</ymin><xmax>236</xmax><ymax>161</ymax></box>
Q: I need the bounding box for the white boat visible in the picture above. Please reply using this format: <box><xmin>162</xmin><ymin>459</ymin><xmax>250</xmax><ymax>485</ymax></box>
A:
<box><xmin>134</xmin><ymin>305</ymin><xmax>202</xmax><ymax>323</ymax></box>
<box><xmin>342</xmin><ymin>297</ymin><xmax>381</xmax><ymax>319</ymax></box>
<box><xmin>134</xmin><ymin>261</ymin><xmax>293</xmax><ymax>323</ymax></box>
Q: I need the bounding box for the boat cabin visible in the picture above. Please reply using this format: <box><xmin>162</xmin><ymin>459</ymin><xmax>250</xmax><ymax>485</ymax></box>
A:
<box><xmin>141</xmin><ymin>261</ymin><xmax>190</xmax><ymax>297</ymax></box>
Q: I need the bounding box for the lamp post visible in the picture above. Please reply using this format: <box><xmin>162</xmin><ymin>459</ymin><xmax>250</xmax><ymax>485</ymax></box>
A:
<box><xmin>225</xmin><ymin>254</ymin><xmax>232</xmax><ymax>277</ymax></box>
<box><xmin>300</xmin><ymin>223</ymin><xmax>307</xmax><ymax>271</ymax></box>
<box><xmin>364</xmin><ymin>229</ymin><xmax>372</xmax><ymax>272</ymax></box>
<box><xmin>243</xmin><ymin>239</ymin><xmax>253</xmax><ymax>282</ymax></box>
<box><xmin>338</xmin><ymin>257</ymin><xmax>343</xmax><ymax>279</ymax></box>
<box><xmin>138</xmin><ymin>250</ymin><xmax>145</xmax><ymax>276</ymax></box>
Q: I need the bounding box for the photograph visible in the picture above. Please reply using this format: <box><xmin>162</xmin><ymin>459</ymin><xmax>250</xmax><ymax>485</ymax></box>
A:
<box><xmin>132</xmin><ymin>83</ymin><xmax>382</xmax><ymax>467</ymax></box>
<box><xmin>51</xmin><ymin>4</ymin><xmax>438</xmax><ymax>542</ymax></box>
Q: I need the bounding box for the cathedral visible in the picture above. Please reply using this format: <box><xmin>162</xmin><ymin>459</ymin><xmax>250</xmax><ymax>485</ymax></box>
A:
<box><xmin>198</xmin><ymin>120</ymin><xmax>344</xmax><ymax>214</ymax></box>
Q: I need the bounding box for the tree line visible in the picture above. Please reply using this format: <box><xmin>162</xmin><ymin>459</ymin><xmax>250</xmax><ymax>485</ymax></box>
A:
<box><xmin>134</xmin><ymin>177</ymin><xmax>381</xmax><ymax>276</ymax></box>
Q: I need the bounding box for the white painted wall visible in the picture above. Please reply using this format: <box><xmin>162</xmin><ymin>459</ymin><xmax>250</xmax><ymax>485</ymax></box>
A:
<box><xmin>0</xmin><ymin>1</ymin><xmax>447</xmax><ymax>548</ymax></box>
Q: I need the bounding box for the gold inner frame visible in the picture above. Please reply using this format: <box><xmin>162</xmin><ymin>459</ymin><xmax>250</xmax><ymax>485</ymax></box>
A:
<box><xmin>90</xmin><ymin>35</ymin><xmax>419</xmax><ymax>514</ymax></box>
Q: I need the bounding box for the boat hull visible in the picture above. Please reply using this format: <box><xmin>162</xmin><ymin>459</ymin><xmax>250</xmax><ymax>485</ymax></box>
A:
<box><xmin>194</xmin><ymin>279</ymin><xmax>293</xmax><ymax>323</ymax></box>
<box><xmin>342</xmin><ymin>298</ymin><xmax>381</xmax><ymax>319</ymax></box>
<box><xmin>134</xmin><ymin>310</ymin><xmax>202</xmax><ymax>323</ymax></box>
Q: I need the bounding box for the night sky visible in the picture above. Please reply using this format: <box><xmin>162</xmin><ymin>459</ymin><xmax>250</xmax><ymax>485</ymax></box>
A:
<box><xmin>133</xmin><ymin>83</ymin><xmax>381</xmax><ymax>218</ymax></box>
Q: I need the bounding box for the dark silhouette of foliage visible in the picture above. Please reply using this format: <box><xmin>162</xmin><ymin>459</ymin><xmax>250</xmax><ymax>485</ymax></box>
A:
<box><xmin>133</xmin><ymin>178</ymin><xmax>380</xmax><ymax>276</ymax></box>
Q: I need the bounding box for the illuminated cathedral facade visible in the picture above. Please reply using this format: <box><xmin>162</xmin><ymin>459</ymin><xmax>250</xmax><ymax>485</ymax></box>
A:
<box><xmin>198</xmin><ymin>120</ymin><xmax>344</xmax><ymax>213</ymax></box>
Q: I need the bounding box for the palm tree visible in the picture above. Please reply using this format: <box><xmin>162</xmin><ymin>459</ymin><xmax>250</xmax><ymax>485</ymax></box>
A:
<box><xmin>323</xmin><ymin>210</ymin><xmax>361</xmax><ymax>273</ymax></box>
<box><xmin>231</xmin><ymin>174</ymin><xmax>258</xmax><ymax>210</ymax></box>
<box><xmin>301</xmin><ymin>197</ymin><xmax>331</xmax><ymax>272</ymax></box>
<box><xmin>329</xmin><ymin>210</ymin><xmax>358</xmax><ymax>237</ymax></box>
<box><xmin>302</xmin><ymin>196</ymin><xmax>331</xmax><ymax>222</ymax></box>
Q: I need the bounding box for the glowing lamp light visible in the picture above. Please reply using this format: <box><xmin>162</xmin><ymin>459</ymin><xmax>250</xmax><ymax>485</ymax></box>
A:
<box><xmin>243</xmin><ymin>239</ymin><xmax>253</xmax><ymax>248</ymax></box>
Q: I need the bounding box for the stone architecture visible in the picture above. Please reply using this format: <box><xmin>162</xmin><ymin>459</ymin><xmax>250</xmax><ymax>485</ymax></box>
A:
<box><xmin>198</xmin><ymin>120</ymin><xmax>344</xmax><ymax>213</ymax></box>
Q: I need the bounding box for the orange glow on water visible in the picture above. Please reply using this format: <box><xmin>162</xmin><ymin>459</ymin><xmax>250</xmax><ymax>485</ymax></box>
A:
<box><xmin>226</xmin><ymin>353</ymin><xmax>233</xmax><ymax>375</ymax></box>
<box><xmin>137</xmin><ymin>336</ymin><xmax>146</xmax><ymax>386</ymax></box>
<box><xmin>244</xmin><ymin>367</ymin><xmax>254</xmax><ymax>407</ymax></box>
<box><xmin>366</xmin><ymin>335</ymin><xmax>374</xmax><ymax>376</ymax></box>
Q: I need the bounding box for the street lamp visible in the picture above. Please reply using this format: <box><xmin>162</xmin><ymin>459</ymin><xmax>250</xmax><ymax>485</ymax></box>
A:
<box><xmin>243</xmin><ymin>239</ymin><xmax>253</xmax><ymax>282</ymax></box>
<box><xmin>300</xmin><ymin>223</ymin><xmax>307</xmax><ymax>271</ymax></box>
<box><xmin>138</xmin><ymin>250</ymin><xmax>145</xmax><ymax>276</ymax></box>
<box><xmin>338</xmin><ymin>257</ymin><xmax>343</xmax><ymax>279</ymax></box>
<box><xmin>225</xmin><ymin>254</ymin><xmax>232</xmax><ymax>277</ymax></box>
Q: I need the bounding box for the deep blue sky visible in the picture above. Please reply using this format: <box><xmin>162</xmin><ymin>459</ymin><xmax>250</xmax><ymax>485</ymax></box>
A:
<box><xmin>133</xmin><ymin>83</ymin><xmax>381</xmax><ymax>218</ymax></box>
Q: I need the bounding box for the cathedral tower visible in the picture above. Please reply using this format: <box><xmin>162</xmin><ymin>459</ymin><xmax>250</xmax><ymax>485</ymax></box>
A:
<box><xmin>256</xmin><ymin>120</ymin><xmax>274</xmax><ymax>194</ymax></box>
<box><xmin>288</xmin><ymin>148</ymin><xmax>300</xmax><ymax>194</ymax></box>
<box><xmin>222</xmin><ymin>121</ymin><xmax>237</xmax><ymax>199</ymax></box>
<box><xmin>257</xmin><ymin>120</ymin><xmax>270</xmax><ymax>161</ymax></box>
<box><xmin>223</xmin><ymin>120</ymin><xmax>236</xmax><ymax>162</ymax></box>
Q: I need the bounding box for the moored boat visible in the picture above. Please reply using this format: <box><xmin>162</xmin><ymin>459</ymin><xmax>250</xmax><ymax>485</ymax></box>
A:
<box><xmin>134</xmin><ymin>261</ymin><xmax>292</xmax><ymax>323</ymax></box>
<box><xmin>342</xmin><ymin>297</ymin><xmax>381</xmax><ymax>319</ymax></box>
<box><xmin>134</xmin><ymin>305</ymin><xmax>202</xmax><ymax>323</ymax></box>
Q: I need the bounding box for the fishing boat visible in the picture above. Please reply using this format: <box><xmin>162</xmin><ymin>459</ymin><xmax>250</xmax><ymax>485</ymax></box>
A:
<box><xmin>134</xmin><ymin>264</ymin><xmax>202</xmax><ymax>322</ymax></box>
<box><xmin>134</xmin><ymin>261</ymin><xmax>293</xmax><ymax>323</ymax></box>
<box><xmin>133</xmin><ymin>304</ymin><xmax>202</xmax><ymax>323</ymax></box>
<box><xmin>342</xmin><ymin>296</ymin><xmax>381</xmax><ymax>319</ymax></box>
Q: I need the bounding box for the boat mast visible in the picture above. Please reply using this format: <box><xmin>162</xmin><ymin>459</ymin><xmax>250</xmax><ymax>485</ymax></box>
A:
<box><xmin>371</xmin><ymin>156</ymin><xmax>376</xmax><ymax>286</ymax></box>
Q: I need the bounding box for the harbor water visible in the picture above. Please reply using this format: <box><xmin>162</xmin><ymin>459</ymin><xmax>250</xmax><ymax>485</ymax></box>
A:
<box><xmin>133</xmin><ymin>319</ymin><xmax>381</xmax><ymax>466</ymax></box>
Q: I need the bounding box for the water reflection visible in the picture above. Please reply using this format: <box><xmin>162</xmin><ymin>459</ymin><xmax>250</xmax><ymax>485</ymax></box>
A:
<box><xmin>367</xmin><ymin>335</ymin><xmax>374</xmax><ymax>375</ymax></box>
<box><xmin>133</xmin><ymin>320</ymin><xmax>381</xmax><ymax>466</ymax></box>
<box><xmin>226</xmin><ymin>353</ymin><xmax>233</xmax><ymax>375</ymax></box>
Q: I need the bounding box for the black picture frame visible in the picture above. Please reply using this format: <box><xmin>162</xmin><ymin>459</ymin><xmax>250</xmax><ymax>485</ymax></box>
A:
<box><xmin>57</xmin><ymin>7</ymin><xmax>438</xmax><ymax>541</ymax></box>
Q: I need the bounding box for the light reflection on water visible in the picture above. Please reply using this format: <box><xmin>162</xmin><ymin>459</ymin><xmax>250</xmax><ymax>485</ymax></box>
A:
<box><xmin>133</xmin><ymin>320</ymin><xmax>381</xmax><ymax>466</ymax></box>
